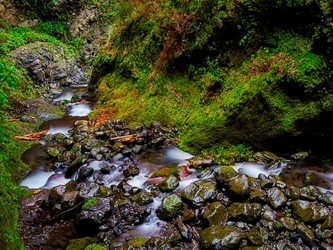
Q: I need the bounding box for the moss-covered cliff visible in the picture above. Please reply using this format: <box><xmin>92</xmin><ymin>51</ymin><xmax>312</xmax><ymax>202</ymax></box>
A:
<box><xmin>91</xmin><ymin>0</ymin><xmax>333</xmax><ymax>155</ymax></box>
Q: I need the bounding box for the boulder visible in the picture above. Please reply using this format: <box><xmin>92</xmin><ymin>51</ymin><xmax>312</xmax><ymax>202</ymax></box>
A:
<box><xmin>181</xmin><ymin>179</ymin><xmax>217</xmax><ymax>206</ymax></box>
<box><xmin>199</xmin><ymin>225</ymin><xmax>243</xmax><ymax>249</ymax></box>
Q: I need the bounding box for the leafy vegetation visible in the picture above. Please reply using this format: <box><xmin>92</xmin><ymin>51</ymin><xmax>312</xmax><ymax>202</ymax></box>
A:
<box><xmin>92</xmin><ymin>0</ymin><xmax>333</xmax><ymax>155</ymax></box>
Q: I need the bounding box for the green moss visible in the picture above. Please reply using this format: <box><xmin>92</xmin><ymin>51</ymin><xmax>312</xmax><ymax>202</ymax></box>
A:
<box><xmin>82</xmin><ymin>198</ymin><xmax>98</xmax><ymax>209</ymax></box>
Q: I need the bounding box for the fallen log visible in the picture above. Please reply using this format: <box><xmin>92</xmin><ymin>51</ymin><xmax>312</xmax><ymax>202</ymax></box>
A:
<box><xmin>15</xmin><ymin>130</ymin><xmax>48</xmax><ymax>141</ymax></box>
<box><xmin>109</xmin><ymin>133</ymin><xmax>141</xmax><ymax>143</ymax></box>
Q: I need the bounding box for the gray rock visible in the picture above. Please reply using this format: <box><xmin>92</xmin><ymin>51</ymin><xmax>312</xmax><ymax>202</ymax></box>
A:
<box><xmin>181</xmin><ymin>179</ymin><xmax>217</xmax><ymax>206</ymax></box>
<box><xmin>156</xmin><ymin>194</ymin><xmax>183</xmax><ymax>220</ymax></box>
<box><xmin>267</xmin><ymin>187</ymin><xmax>287</xmax><ymax>208</ymax></box>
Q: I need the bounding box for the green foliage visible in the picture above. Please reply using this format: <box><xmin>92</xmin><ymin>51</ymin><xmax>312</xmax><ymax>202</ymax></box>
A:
<box><xmin>38</xmin><ymin>21</ymin><xmax>65</xmax><ymax>38</ymax></box>
<box><xmin>203</xmin><ymin>144</ymin><xmax>254</xmax><ymax>165</ymax></box>
<box><xmin>85</xmin><ymin>243</ymin><xmax>106</xmax><ymax>250</ymax></box>
<box><xmin>82</xmin><ymin>198</ymin><xmax>98</xmax><ymax>209</ymax></box>
<box><xmin>93</xmin><ymin>0</ymin><xmax>333</xmax><ymax>154</ymax></box>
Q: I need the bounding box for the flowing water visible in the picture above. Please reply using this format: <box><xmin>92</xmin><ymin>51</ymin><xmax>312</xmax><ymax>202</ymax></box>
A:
<box><xmin>19</xmin><ymin>86</ymin><xmax>333</xmax><ymax>192</ymax></box>
<box><xmin>18</xmin><ymin>86</ymin><xmax>333</xmax><ymax>246</ymax></box>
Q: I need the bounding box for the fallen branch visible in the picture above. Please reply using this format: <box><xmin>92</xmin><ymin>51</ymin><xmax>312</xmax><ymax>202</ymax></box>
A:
<box><xmin>110</xmin><ymin>133</ymin><xmax>142</xmax><ymax>143</ymax></box>
<box><xmin>15</xmin><ymin>130</ymin><xmax>48</xmax><ymax>141</ymax></box>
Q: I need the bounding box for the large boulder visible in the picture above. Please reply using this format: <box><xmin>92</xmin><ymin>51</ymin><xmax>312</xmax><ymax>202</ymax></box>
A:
<box><xmin>10</xmin><ymin>42</ymin><xmax>88</xmax><ymax>87</ymax></box>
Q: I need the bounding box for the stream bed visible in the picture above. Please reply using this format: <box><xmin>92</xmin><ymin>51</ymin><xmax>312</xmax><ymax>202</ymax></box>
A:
<box><xmin>18</xmin><ymin>86</ymin><xmax>333</xmax><ymax>249</ymax></box>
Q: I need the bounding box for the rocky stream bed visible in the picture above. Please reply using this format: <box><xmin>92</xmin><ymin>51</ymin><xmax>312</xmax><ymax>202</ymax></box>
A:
<box><xmin>18</xmin><ymin>86</ymin><xmax>333</xmax><ymax>250</ymax></box>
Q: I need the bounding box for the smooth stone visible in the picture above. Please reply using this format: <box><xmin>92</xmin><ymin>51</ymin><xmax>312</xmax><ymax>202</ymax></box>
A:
<box><xmin>229</xmin><ymin>202</ymin><xmax>262</xmax><ymax>222</ymax></box>
<box><xmin>202</xmin><ymin>202</ymin><xmax>228</xmax><ymax>226</ymax></box>
<box><xmin>132</xmin><ymin>191</ymin><xmax>154</xmax><ymax>206</ymax></box>
<box><xmin>199</xmin><ymin>225</ymin><xmax>243</xmax><ymax>249</ymax></box>
<box><xmin>156</xmin><ymin>194</ymin><xmax>183</xmax><ymax>220</ymax></box>
<box><xmin>228</xmin><ymin>175</ymin><xmax>252</xmax><ymax>197</ymax></box>
<box><xmin>290</xmin><ymin>200</ymin><xmax>329</xmax><ymax>222</ymax></box>
<box><xmin>158</xmin><ymin>175</ymin><xmax>179</xmax><ymax>192</ymax></box>
<box><xmin>181</xmin><ymin>179</ymin><xmax>217</xmax><ymax>206</ymax></box>
<box><xmin>215</xmin><ymin>166</ymin><xmax>238</xmax><ymax>185</ymax></box>
<box><xmin>267</xmin><ymin>187</ymin><xmax>287</xmax><ymax>209</ymax></box>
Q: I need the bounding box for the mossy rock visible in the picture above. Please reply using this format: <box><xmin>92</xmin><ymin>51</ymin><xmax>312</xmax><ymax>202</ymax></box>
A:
<box><xmin>181</xmin><ymin>179</ymin><xmax>217</xmax><ymax>207</ymax></box>
<box><xmin>202</xmin><ymin>202</ymin><xmax>228</xmax><ymax>226</ymax></box>
<box><xmin>215</xmin><ymin>166</ymin><xmax>238</xmax><ymax>185</ymax></box>
<box><xmin>66</xmin><ymin>237</ymin><xmax>96</xmax><ymax>250</ymax></box>
<box><xmin>199</xmin><ymin>225</ymin><xmax>244</xmax><ymax>250</ymax></box>
<box><xmin>158</xmin><ymin>175</ymin><xmax>179</xmax><ymax>192</ymax></box>
<box><xmin>290</xmin><ymin>200</ymin><xmax>329</xmax><ymax>223</ymax></box>
<box><xmin>229</xmin><ymin>202</ymin><xmax>262</xmax><ymax>223</ymax></box>
<box><xmin>132</xmin><ymin>191</ymin><xmax>154</xmax><ymax>206</ymax></box>
<box><xmin>227</xmin><ymin>175</ymin><xmax>252</xmax><ymax>197</ymax></box>
<box><xmin>156</xmin><ymin>194</ymin><xmax>183</xmax><ymax>220</ymax></box>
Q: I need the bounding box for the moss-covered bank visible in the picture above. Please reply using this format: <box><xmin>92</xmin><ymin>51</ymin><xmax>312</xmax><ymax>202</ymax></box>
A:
<box><xmin>91</xmin><ymin>0</ymin><xmax>333</xmax><ymax>155</ymax></box>
<box><xmin>0</xmin><ymin>19</ymin><xmax>81</xmax><ymax>248</ymax></box>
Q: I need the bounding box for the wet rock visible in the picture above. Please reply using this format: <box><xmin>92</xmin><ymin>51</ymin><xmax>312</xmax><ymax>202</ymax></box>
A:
<box><xmin>61</xmin><ymin>191</ymin><xmax>80</xmax><ymax>209</ymax></box>
<box><xmin>229</xmin><ymin>202</ymin><xmax>262</xmax><ymax>222</ymax></box>
<box><xmin>228</xmin><ymin>175</ymin><xmax>252</xmax><ymax>197</ymax></box>
<box><xmin>262</xmin><ymin>209</ymin><xmax>277</xmax><ymax>221</ymax></box>
<box><xmin>175</xmin><ymin>217</ymin><xmax>192</xmax><ymax>240</ymax></box>
<box><xmin>158</xmin><ymin>175</ymin><xmax>179</xmax><ymax>192</ymax></box>
<box><xmin>117</xmin><ymin>236</ymin><xmax>148</xmax><ymax>249</ymax></box>
<box><xmin>123</xmin><ymin>165</ymin><xmax>139</xmax><ymax>177</ymax></box>
<box><xmin>202</xmin><ymin>202</ymin><xmax>228</xmax><ymax>226</ymax></box>
<box><xmin>78</xmin><ymin>182</ymin><xmax>100</xmax><ymax>199</ymax></box>
<box><xmin>96</xmin><ymin>186</ymin><xmax>115</xmax><ymax>198</ymax></box>
<box><xmin>291</xmin><ymin>151</ymin><xmax>309</xmax><ymax>161</ymax></box>
<box><xmin>181</xmin><ymin>179</ymin><xmax>217</xmax><ymax>206</ymax></box>
<box><xmin>279</xmin><ymin>217</ymin><xmax>296</xmax><ymax>231</ymax></box>
<box><xmin>287</xmin><ymin>186</ymin><xmax>300</xmax><ymax>200</ymax></box>
<box><xmin>65</xmin><ymin>155</ymin><xmax>88</xmax><ymax>178</ymax></box>
<box><xmin>259</xmin><ymin>175</ymin><xmax>275</xmax><ymax>189</ymax></box>
<box><xmin>267</xmin><ymin>187</ymin><xmax>287</xmax><ymax>209</ymax></box>
<box><xmin>299</xmin><ymin>186</ymin><xmax>321</xmax><ymax>201</ymax></box>
<box><xmin>199</xmin><ymin>225</ymin><xmax>243</xmax><ymax>249</ymax></box>
<box><xmin>132</xmin><ymin>191</ymin><xmax>154</xmax><ymax>205</ymax></box>
<box><xmin>113</xmin><ymin>153</ymin><xmax>124</xmax><ymax>162</ymax></box>
<box><xmin>215</xmin><ymin>166</ymin><xmax>238</xmax><ymax>185</ymax></box>
<box><xmin>76</xmin><ymin>197</ymin><xmax>112</xmax><ymax>234</ymax></box>
<box><xmin>249</xmin><ymin>189</ymin><xmax>267</xmax><ymax>203</ymax></box>
<box><xmin>255</xmin><ymin>151</ymin><xmax>278</xmax><ymax>164</ymax></box>
<box><xmin>247</xmin><ymin>225</ymin><xmax>268</xmax><ymax>245</ymax></box>
<box><xmin>100</xmin><ymin>164</ymin><xmax>114</xmax><ymax>175</ymax></box>
<box><xmin>290</xmin><ymin>200</ymin><xmax>329</xmax><ymax>222</ymax></box>
<box><xmin>321</xmin><ymin>214</ymin><xmax>333</xmax><ymax>230</ymax></box>
<box><xmin>144</xmin><ymin>237</ymin><xmax>172</xmax><ymax>250</ymax></box>
<box><xmin>188</xmin><ymin>154</ymin><xmax>213</xmax><ymax>169</ymax></box>
<box><xmin>47</xmin><ymin>147</ymin><xmax>62</xmax><ymax>158</ymax></box>
<box><xmin>77</xmin><ymin>167</ymin><xmax>94</xmax><ymax>181</ymax></box>
<box><xmin>66</xmin><ymin>237</ymin><xmax>97</xmax><ymax>250</ymax></box>
<box><xmin>296</xmin><ymin>223</ymin><xmax>315</xmax><ymax>245</ymax></box>
<box><xmin>117</xmin><ymin>181</ymin><xmax>133</xmax><ymax>194</ymax></box>
<box><xmin>132</xmin><ymin>144</ymin><xmax>143</xmax><ymax>154</ymax></box>
<box><xmin>156</xmin><ymin>194</ymin><xmax>183</xmax><ymax>220</ymax></box>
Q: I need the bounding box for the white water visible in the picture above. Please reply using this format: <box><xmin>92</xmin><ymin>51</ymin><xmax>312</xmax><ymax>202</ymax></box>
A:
<box><xmin>47</xmin><ymin>125</ymin><xmax>71</xmax><ymax>136</ymax></box>
<box><xmin>20</xmin><ymin>169</ymin><xmax>55</xmax><ymax>189</ymax></box>
<box><xmin>232</xmin><ymin>161</ymin><xmax>284</xmax><ymax>178</ymax></box>
<box><xmin>68</xmin><ymin>103</ymin><xmax>92</xmax><ymax>117</ymax></box>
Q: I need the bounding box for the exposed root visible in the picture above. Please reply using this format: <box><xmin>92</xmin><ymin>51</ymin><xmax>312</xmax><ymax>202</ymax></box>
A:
<box><xmin>15</xmin><ymin>130</ymin><xmax>48</xmax><ymax>141</ymax></box>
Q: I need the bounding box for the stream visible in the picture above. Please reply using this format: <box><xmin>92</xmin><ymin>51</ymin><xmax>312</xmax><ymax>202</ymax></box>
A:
<box><xmin>18</xmin><ymin>86</ymin><xmax>333</xmax><ymax>249</ymax></box>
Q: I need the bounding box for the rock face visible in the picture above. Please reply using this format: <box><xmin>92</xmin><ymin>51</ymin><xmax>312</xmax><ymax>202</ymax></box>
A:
<box><xmin>10</xmin><ymin>42</ymin><xmax>88</xmax><ymax>87</ymax></box>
